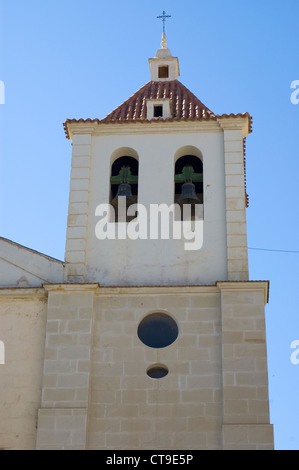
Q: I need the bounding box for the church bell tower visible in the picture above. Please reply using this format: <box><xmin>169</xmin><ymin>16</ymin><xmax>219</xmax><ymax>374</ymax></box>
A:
<box><xmin>63</xmin><ymin>33</ymin><xmax>250</xmax><ymax>287</ymax></box>
<box><xmin>35</xmin><ymin>32</ymin><xmax>274</xmax><ymax>450</ymax></box>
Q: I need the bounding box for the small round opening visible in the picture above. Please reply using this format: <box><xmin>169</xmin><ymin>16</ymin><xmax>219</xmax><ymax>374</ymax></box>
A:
<box><xmin>137</xmin><ymin>312</ymin><xmax>179</xmax><ymax>348</ymax></box>
<box><xmin>147</xmin><ymin>364</ymin><xmax>169</xmax><ymax>379</ymax></box>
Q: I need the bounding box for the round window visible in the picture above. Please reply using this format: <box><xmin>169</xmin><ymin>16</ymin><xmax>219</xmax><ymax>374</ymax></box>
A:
<box><xmin>147</xmin><ymin>364</ymin><xmax>169</xmax><ymax>379</ymax></box>
<box><xmin>137</xmin><ymin>312</ymin><xmax>178</xmax><ymax>348</ymax></box>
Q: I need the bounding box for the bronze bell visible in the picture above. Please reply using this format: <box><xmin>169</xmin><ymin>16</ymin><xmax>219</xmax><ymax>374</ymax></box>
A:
<box><xmin>178</xmin><ymin>181</ymin><xmax>200</xmax><ymax>205</ymax></box>
<box><xmin>112</xmin><ymin>182</ymin><xmax>134</xmax><ymax>207</ymax></box>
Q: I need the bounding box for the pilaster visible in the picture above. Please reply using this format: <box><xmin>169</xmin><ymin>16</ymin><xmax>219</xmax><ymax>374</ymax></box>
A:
<box><xmin>65</xmin><ymin>133</ymin><xmax>92</xmax><ymax>282</ymax></box>
<box><xmin>218</xmin><ymin>117</ymin><xmax>249</xmax><ymax>281</ymax></box>
<box><xmin>36</xmin><ymin>283</ymin><xmax>98</xmax><ymax>450</ymax></box>
<box><xmin>217</xmin><ymin>281</ymin><xmax>274</xmax><ymax>450</ymax></box>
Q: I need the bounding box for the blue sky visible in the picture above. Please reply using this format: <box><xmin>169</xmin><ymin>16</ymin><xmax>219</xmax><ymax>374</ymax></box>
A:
<box><xmin>0</xmin><ymin>0</ymin><xmax>299</xmax><ymax>450</ymax></box>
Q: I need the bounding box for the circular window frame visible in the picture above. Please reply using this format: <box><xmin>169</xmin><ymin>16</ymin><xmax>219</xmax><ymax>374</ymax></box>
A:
<box><xmin>137</xmin><ymin>311</ymin><xmax>179</xmax><ymax>349</ymax></box>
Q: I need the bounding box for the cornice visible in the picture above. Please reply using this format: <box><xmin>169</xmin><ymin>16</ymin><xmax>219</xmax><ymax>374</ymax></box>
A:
<box><xmin>0</xmin><ymin>287</ymin><xmax>47</xmax><ymax>299</ymax></box>
<box><xmin>216</xmin><ymin>280</ymin><xmax>269</xmax><ymax>304</ymax></box>
<box><xmin>42</xmin><ymin>283</ymin><xmax>100</xmax><ymax>293</ymax></box>
<box><xmin>217</xmin><ymin>114</ymin><xmax>252</xmax><ymax>138</ymax></box>
<box><xmin>95</xmin><ymin>285</ymin><xmax>220</xmax><ymax>296</ymax></box>
<box><xmin>64</xmin><ymin>112</ymin><xmax>252</xmax><ymax>141</ymax></box>
<box><xmin>65</xmin><ymin>119</ymin><xmax>223</xmax><ymax>140</ymax></box>
<box><xmin>0</xmin><ymin>282</ymin><xmax>269</xmax><ymax>303</ymax></box>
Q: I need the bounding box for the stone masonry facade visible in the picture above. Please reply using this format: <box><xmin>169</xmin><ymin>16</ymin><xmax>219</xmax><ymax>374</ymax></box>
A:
<box><xmin>29</xmin><ymin>281</ymin><xmax>273</xmax><ymax>450</ymax></box>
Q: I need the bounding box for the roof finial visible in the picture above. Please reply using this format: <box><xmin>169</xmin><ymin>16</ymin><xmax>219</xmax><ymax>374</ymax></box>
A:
<box><xmin>157</xmin><ymin>10</ymin><xmax>171</xmax><ymax>35</ymax></box>
<box><xmin>155</xmin><ymin>11</ymin><xmax>173</xmax><ymax>58</ymax></box>
<box><xmin>161</xmin><ymin>32</ymin><xmax>167</xmax><ymax>49</ymax></box>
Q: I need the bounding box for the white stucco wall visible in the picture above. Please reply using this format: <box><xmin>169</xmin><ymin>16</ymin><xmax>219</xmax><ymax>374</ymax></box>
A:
<box><xmin>149</xmin><ymin>56</ymin><xmax>179</xmax><ymax>81</ymax></box>
<box><xmin>82</xmin><ymin>123</ymin><xmax>228</xmax><ymax>286</ymax></box>
<box><xmin>0</xmin><ymin>238</ymin><xmax>65</xmax><ymax>287</ymax></box>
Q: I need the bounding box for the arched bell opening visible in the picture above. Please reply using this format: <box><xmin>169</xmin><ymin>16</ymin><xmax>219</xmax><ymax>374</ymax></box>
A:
<box><xmin>110</xmin><ymin>156</ymin><xmax>139</xmax><ymax>222</ymax></box>
<box><xmin>174</xmin><ymin>155</ymin><xmax>203</xmax><ymax>221</ymax></box>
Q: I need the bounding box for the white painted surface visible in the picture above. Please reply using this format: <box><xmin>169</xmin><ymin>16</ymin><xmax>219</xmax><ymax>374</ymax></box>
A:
<box><xmin>80</xmin><ymin>125</ymin><xmax>228</xmax><ymax>286</ymax></box>
<box><xmin>0</xmin><ymin>238</ymin><xmax>65</xmax><ymax>287</ymax></box>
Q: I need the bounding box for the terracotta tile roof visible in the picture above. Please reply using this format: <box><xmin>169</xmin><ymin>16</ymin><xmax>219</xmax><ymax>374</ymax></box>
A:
<box><xmin>63</xmin><ymin>80</ymin><xmax>252</xmax><ymax>138</ymax></box>
<box><xmin>100</xmin><ymin>80</ymin><xmax>216</xmax><ymax>122</ymax></box>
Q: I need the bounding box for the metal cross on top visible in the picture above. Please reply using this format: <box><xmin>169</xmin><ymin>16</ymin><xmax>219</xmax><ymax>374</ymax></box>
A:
<box><xmin>157</xmin><ymin>10</ymin><xmax>171</xmax><ymax>34</ymax></box>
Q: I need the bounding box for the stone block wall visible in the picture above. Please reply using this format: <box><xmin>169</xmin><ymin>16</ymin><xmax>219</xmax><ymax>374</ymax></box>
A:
<box><xmin>36</xmin><ymin>284</ymin><xmax>97</xmax><ymax>450</ymax></box>
<box><xmin>86</xmin><ymin>286</ymin><xmax>222</xmax><ymax>449</ymax></box>
<box><xmin>34</xmin><ymin>282</ymin><xmax>273</xmax><ymax>450</ymax></box>
<box><xmin>0</xmin><ymin>282</ymin><xmax>273</xmax><ymax>450</ymax></box>
<box><xmin>65</xmin><ymin>133</ymin><xmax>92</xmax><ymax>283</ymax></box>
<box><xmin>218</xmin><ymin>281</ymin><xmax>273</xmax><ymax>449</ymax></box>
<box><xmin>218</xmin><ymin>119</ymin><xmax>249</xmax><ymax>281</ymax></box>
<box><xmin>0</xmin><ymin>289</ymin><xmax>47</xmax><ymax>450</ymax></box>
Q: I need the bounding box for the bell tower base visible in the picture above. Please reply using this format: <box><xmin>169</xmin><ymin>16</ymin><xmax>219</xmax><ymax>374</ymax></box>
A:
<box><xmin>35</xmin><ymin>281</ymin><xmax>273</xmax><ymax>450</ymax></box>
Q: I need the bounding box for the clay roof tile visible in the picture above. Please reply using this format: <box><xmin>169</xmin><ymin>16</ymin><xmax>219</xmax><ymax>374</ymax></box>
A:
<box><xmin>100</xmin><ymin>80</ymin><xmax>216</xmax><ymax>123</ymax></box>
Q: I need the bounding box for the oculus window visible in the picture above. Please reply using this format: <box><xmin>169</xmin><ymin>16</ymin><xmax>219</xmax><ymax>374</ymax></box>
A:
<box><xmin>137</xmin><ymin>312</ymin><xmax>178</xmax><ymax>348</ymax></box>
<box><xmin>147</xmin><ymin>364</ymin><xmax>169</xmax><ymax>379</ymax></box>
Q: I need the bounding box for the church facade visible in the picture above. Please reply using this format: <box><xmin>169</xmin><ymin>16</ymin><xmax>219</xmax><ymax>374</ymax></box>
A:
<box><xmin>0</xmin><ymin>36</ymin><xmax>274</xmax><ymax>450</ymax></box>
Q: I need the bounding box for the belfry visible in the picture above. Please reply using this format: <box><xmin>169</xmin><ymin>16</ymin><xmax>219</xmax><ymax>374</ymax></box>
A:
<box><xmin>0</xmin><ymin>29</ymin><xmax>274</xmax><ymax>449</ymax></box>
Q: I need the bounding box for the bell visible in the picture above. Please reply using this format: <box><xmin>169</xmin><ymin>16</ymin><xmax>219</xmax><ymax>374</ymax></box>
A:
<box><xmin>178</xmin><ymin>182</ymin><xmax>200</xmax><ymax>205</ymax></box>
<box><xmin>112</xmin><ymin>182</ymin><xmax>134</xmax><ymax>207</ymax></box>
